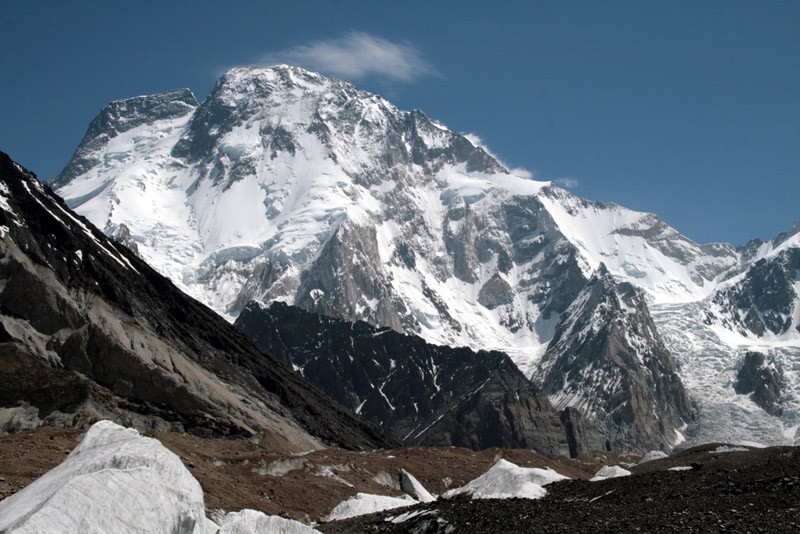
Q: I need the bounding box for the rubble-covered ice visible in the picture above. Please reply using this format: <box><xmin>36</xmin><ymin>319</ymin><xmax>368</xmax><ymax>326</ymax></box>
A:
<box><xmin>443</xmin><ymin>459</ymin><xmax>568</xmax><ymax>500</ymax></box>
<box><xmin>0</xmin><ymin>420</ymin><xmax>207</xmax><ymax>533</ymax></box>
<box><xmin>590</xmin><ymin>465</ymin><xmax>633</xmax><ymax>482</ymax></box>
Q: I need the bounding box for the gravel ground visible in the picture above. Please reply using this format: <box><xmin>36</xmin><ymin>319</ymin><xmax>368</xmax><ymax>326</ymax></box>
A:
<box><xmin>3</xmin><ymin>428</ymin><xmax>797</xmax><ymax>532</ymax></box>
<box><xmin>320</xmin><ymin>444</ymin><xmax>800</xmax><ymax>533</ymax></box>
<box><xmin>0</xmin><ymin>427</ymin><xmax>608</xmax><ymax>521</ymax></box>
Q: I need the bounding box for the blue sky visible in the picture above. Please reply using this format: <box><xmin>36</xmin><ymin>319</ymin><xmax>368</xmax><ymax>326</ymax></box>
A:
<box><xmin>1</xmin><ymin>1</ymin><xmax>797</xmax><ymax>245</ymax></box>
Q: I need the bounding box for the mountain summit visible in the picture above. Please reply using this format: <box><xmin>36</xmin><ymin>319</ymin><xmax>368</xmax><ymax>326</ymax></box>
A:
<box><xmin>54</xmin><ymin>66</ymin><xmax>800</xmax><ymax>449</ymax></box>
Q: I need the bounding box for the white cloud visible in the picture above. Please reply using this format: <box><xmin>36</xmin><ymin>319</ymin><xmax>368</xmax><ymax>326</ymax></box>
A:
<box><xmin>259</xmin><ymin>32</ymin><xmax>437</xmax><ymax>84</ymax></box>
<box><xmin>554</xmin><ymin>177</ymin><xmax>579</xmax><ymax>189</ymax></box>
<box><xmin>463</xmin><ymin>132</ymin><xmax>534</xmax><ymax>179</ymax></box>
<box><xmin>463</xmin><ymin>133</ymin><xmax>493</xmax><ymax>155</ymax></box>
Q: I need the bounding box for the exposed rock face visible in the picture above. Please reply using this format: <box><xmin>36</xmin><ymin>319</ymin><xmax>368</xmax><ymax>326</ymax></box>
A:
<box><xmin>735</xmin><ymin>351</ymin><xmax>785</xmax><ymax>416</ymax></box>
<box><xmin>106</xmin><ymin>222</ymin><xmax>140</xmax><ymax>256</ymax></box>
<box><xmin>235</xmin><ymin>301</ymin><xmax>595</xmax><ymax>456</ymax></box>
<box><xmin>534</xmin><ymin>266</ymin><xmax>691</xmax><ymax>451</ymax></box>
<box><xmin>711</xmin><ymin>247</ymin><xmax>800</xmax><ymax>337</ymax></box>
<box><xmin>559</xmin><ymin>407</ymin><xmax>604</xmax><ymax>458</ymax></box>
<box><xmin>0</xmin><ymin>152</ymin><xmax>393</xmax><ymax>450</ymax></box>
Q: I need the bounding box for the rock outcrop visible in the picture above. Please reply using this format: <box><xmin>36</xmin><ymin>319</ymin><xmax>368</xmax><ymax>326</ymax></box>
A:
<box><xmin>735</xmin><ymin>351</ymin><xmax>785</xmax><ymax>416</ymax></box>
<box><xmin>534</xmin><ymin>266</ymin><xmax>691</xmax><ymax>451</ymax></box>
<box><xmin>712</xmin><ymin>246</ymin><xmax>800</xmax><ymax>337</ymax></box>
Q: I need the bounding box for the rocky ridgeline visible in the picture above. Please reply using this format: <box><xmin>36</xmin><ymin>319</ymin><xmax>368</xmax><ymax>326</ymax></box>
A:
<box><xmin>535</xmin><ymin>266</ymin><xmax>691</xmax><ymax>451</ymax></box>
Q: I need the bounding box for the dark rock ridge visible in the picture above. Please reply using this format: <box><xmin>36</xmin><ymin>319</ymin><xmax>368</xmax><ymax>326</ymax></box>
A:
<box><xmin>735</xmin><ymin>351</ymin><xmax>784</xmax><ymax>416</ymax></box>
<box><xmin>235</xmin><ymin>301</ymin><xmax>597</xmax><ymax>456</ymax></box>
<box><xmin>711</xmin><ymin>247</ymin><xmax>800</xmax><ymax>337</ymax></box>
<box><xmin>533</xmin><ymin>266</ymin><xmax>691</xmax><ymax>452</ymax></box>
<box><xmin>0</xmin><ymin>152</ymin><xmax>393</xmax><ymax>450</ymax></box>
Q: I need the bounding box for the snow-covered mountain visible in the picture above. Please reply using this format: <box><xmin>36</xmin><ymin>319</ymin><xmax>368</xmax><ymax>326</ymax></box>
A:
<box><xmin>53</xmin><ymin>65</ymin><xmax>800</xmax><ymax>448</ymax></box>
<box><xmin>54</xmin><ymin>65</ymin><xmax>734</xmax><ymax>371</ymax></box>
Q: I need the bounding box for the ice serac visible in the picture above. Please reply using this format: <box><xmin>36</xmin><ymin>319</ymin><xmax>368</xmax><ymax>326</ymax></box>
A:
<box><xmin>442</xmin><ymin>459</ymin><xmax>568</xmax><ymax>500</ymax></box>
<box><xmin>0</xmin><ymin>420</ymin><xmax>206</xmax><ymax>533</ymax></box>
<box><xmin>235</xmin><ymin>301</ymin><xmax>592</xmax><ymax>456</ymax></box>
<box><xmin>0</xmin><ymin>152</ymin><xmax>393</xmax><ymax>450</ymax></box>
<box><xmin>534</xmin><ymin>266</ymin><xmax>691</xmax><ymax>451</ymax></box>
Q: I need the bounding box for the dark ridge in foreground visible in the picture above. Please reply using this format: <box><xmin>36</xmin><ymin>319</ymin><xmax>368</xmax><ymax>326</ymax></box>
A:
<box><xmin>321</xmin><ymin>445</ymin><xmax>800</xmax><ymax>533</ymax></box>
<box><xmin>0</xmin><ymin>152</ymin><xmax>394</xmax><ymax>450</ymax></box>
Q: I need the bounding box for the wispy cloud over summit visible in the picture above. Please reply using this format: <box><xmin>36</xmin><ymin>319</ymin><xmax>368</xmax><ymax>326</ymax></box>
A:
<box><xmin>260</xmin><ymin>32</ymin><xmax>438</xmax><ymax>84</ymax></box>
<box><xmin>554</xmin><ymin>177</ymin><xmax>579</xmax><ymax>189</ymax></box>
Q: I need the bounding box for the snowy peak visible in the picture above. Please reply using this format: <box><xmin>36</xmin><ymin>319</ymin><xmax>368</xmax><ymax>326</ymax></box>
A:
<box><xmin>752</xmin><ymin>220</ymin><xmax>800</xmax><ymax>262</ymax></box>
<box><xmin>538</xmin><ymin>186</ymin><xmax>738</xmax><ymax>302</ymax></box>
<box><xmin>172</xmin><ymin>65</ymin><xmax>502</xmax><ymax>186</ymax></box>
<box><xmin>55</xmin><ymin>88</ymin><xmax>198</xmax><ymax>187</ymax></box>
<box><xmin>52</xmin><ymin>64</ymin><xmax>748</xmax><ymax>371</ymax></box>
<box><xmin>88</xmin><ymin>88</ymin><xmax>198</xmax><ymax>138</ymax></box>
<box><xmin>50</xmin><ymin>66</ymin><xmax>800</xmax><ymax>452</ymax></box>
